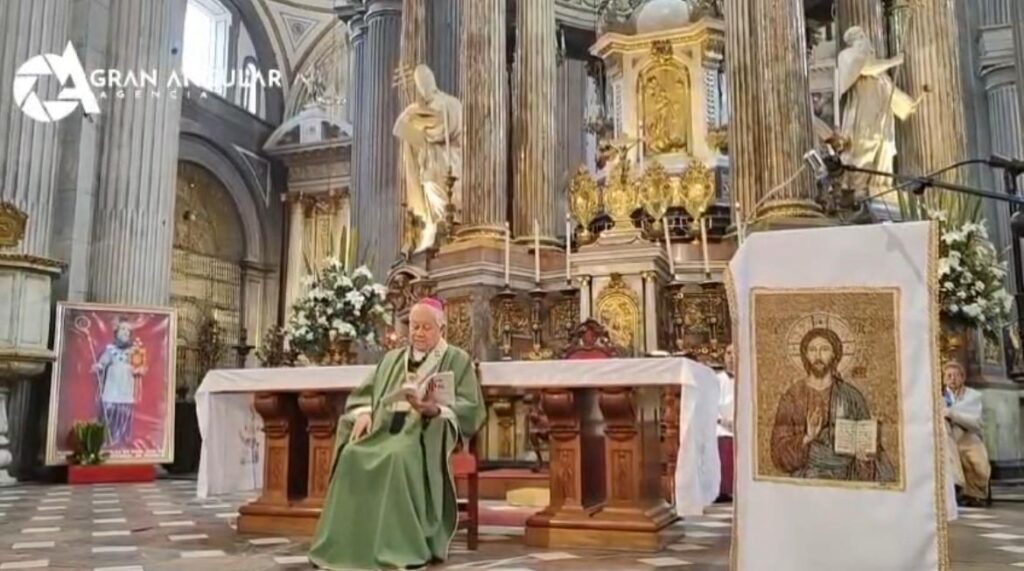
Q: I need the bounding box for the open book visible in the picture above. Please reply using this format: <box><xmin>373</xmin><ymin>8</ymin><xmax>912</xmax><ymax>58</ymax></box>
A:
<box><xmin>380</xmin><ymin>371</ymin><xmax>456</xmax><ymax>408</ymax></box>
<box><xmin>833</xmin><ymin>418</ymin><xmax>878</xmax><ymax>457</ymax></box>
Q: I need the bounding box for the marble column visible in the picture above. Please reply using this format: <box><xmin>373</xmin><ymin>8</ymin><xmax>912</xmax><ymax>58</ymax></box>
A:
<box><xmin>283</xmin><ymin>195</ymin><xmax>307</xmax><ymax>317</ymax></box>
<box><xmin>0</xmin><ymin>0</ymin><xmax>72</xmax><ymax>257</ymax></box>
<box><xmin>89</xmin><ymin>0</ymin><xmax>187</xmax><ymax>305</ymax></box>
<box><xmin>362</xmin><ymin>0</ymin><xmax>403</xmax><ymax>280</ymax></box>
<box><xmin>399</xmin><ymin>0</ymin><xmax>426</xmax><ymax>104</ymax></box>
<box><xmin>456</xmin><ymin>0</ymin><xmax>508</xmax><ymax>240</ymax></box>
<box><xmin>512</xmin><ymin>0</ymin><xmax>559</xmax><ymax>242</ymax></box>
<box><xmin>725</xmin><ymin>0</ymin><xmax>819</xmax><ymax>221</ymax></box>
<box><xmin>342</xmin><ymin>9</ymin><xmax>368</xmax><ymax>270</ymax></box>
<box><xmin>837</xmin><ymin>0</ymin><xmax>886</xmax><ymax>55</ymax></box>
<box><xmin>427</xmin><ymin>0</ymin><xmax>460</xmax><ymax>96</ymax></box>
<box><xmin>890</xmin><ymin>0</ymin><xmax>970</xmax><ymax>211</ymax></box>
<box><xmin>556</xmin><ymin>58</ymin><xmax>589</xmax><ymax>238</ymax></box>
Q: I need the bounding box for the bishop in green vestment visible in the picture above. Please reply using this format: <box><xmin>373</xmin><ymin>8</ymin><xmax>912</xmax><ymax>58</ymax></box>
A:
<box><xmin>309</xmin><ymin>298</ymin><xmax>487</xmax><ymax>570</ymax></box>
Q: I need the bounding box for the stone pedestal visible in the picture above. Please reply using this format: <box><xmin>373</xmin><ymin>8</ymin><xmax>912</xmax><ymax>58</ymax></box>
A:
<box><xmin>0</xmin><ymin>253</ymin><xmax>63</xmax><ymax>484</ymax></box>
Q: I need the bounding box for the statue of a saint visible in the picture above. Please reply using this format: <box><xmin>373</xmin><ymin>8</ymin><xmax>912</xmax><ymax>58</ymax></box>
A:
<box><xmin>393</xmin><ymin>65</ymin><xmax>463</xmax><ymax>253</ymax></box>
<box><xmin>837</xmin><ymin>26</ymin><xmax>922</xmax><ymax>200</ymax></box>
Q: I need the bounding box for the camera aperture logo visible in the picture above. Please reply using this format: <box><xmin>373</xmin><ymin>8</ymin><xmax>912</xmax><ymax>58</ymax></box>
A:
<box><xmin>14</xmin><ymin>42</ymin><xmax>99</xmax><ymax>123</ymax></box>
<box><xmin>13</xmin><ymin>41</ymin><xmax>283</xmax><ymax>124</ymax></box>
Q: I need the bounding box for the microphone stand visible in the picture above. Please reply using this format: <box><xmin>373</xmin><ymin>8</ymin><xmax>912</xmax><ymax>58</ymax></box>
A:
<box><xmin>831</xmin><ymin>159</ymin><xmax>1024</xmax><ymax>379</ymax></box>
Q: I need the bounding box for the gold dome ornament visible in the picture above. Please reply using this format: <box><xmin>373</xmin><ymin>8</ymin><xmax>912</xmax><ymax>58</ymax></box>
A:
<box><xmin>674</xmin><ymin>160</ymin><xmax>716</xmax><ymax>219</ymax></box>
<box><xmin>568</xmin><ymin>166</ymin><xmax>600</xmax><ymax>242</ymax></box>
<box><xmin>640</xmin><ymin>161</ymin><xmax>673</xmax><ymax>228</ymax></box>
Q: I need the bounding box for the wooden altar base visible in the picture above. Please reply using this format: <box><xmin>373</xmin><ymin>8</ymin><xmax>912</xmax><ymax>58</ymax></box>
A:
<box><xmin>238</xmin><ymin>503</ymin><xmax>320</xmax><ymax>536</ymax></box>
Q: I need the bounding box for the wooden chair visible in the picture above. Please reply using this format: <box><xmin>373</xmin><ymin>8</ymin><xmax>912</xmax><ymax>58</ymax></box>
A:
<box><xmin>452</xmin><ymin>436</ymin><xmax>479</xmax><ymax>550</ymax></box>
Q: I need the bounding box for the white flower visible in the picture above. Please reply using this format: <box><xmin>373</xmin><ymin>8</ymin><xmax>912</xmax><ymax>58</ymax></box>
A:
<box><xmin>337</xmin><ymin>322</ymin><xmax>357</xmax><ymax>338</ymax></box>
<box><xmin>354</xmin><ymin>265</ymin><xmax>373</xmax><ymax>280</ymax></box>
<box><xmin>373</xmin><ymin>283</ymin><xmax>388</xmax><ymax>298</ymax></box>
<box><xmin>345</xmin><ymin>291</ymin><xmax>366</xmax><ymax>309</ymax></box>
<box><xmin>338</xmin><ymin>276</ymin><xmax>353</xmax><ymax>289</ymax></box>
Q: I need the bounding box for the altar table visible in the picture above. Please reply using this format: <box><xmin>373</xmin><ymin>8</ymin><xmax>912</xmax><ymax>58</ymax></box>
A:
<box><xmin>195</xmin><ymin>358</ymin><xmax>719</xmax><ymax>550</ymax></box>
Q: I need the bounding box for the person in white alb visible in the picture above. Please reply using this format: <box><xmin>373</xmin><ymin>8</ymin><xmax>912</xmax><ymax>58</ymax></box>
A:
<box><xmin>943</xmin><ymin>361</ymin><xmax>991</xmax><ymax>507</ymax></box>
<box><xmin>717</xmin><ymin>344</ymin><xmax>735</xmax><ymax>500</ymax></box>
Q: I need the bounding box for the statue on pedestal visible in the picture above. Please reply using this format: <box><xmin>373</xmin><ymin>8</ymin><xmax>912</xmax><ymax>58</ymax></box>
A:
<box><xmin>393</xmin><ymin>65</ymin><xmax>463</xmax><ymax>253</ymax></box>
<box><xmin>837</xmin><ymin>26</ymin><xmax>922</xmax><ymax>199</ymax></box>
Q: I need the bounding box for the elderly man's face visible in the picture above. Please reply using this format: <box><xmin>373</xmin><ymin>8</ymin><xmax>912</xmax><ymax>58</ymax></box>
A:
<box><xmin>944</xmin><ymin>365</ymin><xmax>966</xmax><ymax>392</ymax></box>
<box><xmin>409</xmin><ymin>305</ymin><xmax>443</xmax><ymax>353</ymax></box>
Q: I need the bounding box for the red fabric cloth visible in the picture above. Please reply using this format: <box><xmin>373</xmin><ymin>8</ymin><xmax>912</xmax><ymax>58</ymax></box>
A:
<box><xmin>719</xmin><ymin>436</ymin><xmax>734</xmax><ymax>498</ymax></box>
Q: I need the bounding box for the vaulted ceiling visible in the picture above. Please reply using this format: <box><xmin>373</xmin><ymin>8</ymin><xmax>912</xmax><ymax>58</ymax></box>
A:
<box><xmin>253</xmin><ymin>0</ymin><xmax>344</xmax><ymax>86</ymax></box>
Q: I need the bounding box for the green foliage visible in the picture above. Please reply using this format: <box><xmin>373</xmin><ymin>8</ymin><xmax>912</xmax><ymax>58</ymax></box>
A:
<box><xmin>69</xmin><ymin>421</ymin><xmax>108</xmax><ymax>466</ymax></box>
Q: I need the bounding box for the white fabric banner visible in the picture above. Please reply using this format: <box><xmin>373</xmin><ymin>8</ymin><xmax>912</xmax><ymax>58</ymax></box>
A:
<box><xmin>728</xmin><ymin>221</ymin><xmax>951</xmax><ymax>571</ymax></box>
<box><xmin>196</xmin><ymin>357</ymin><xmax>720</xmax><ymax>515</ymax></box>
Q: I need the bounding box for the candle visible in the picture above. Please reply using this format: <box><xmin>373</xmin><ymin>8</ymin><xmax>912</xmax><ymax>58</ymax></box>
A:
<box><xmin>663</xmin><ymin>219</ymin><xmax>675</xmax><ymax>276</ymax></box>
<box><xmin>565</xmin><ymin>214</ymin><xmax>572</xmax><ymax>282</ymax></box>
<box><xmin>534</xmin><ymin>219</ymin><xmax>541</xmax><ymax>284</ymax></box>
<box><xmin>735</xmin><ymin>201</ymin><xmax>745</xmax><ymax>244</ymax></box>
<box><xmin>344</xmin><ymin>224</ymin><xmax>352</xmax><ymax>271</ymax></box>
<box><xmin>504</xmin><ymin>221</ymin><xmax>511</xmax><ymax>285</ymax></box>
<box><xmin>700</xmin><ymin>217</ymin><xmax>711</xmax><ymax>277</ymax></box>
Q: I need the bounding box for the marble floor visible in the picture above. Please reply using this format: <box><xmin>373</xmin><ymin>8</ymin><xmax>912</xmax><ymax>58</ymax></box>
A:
<box><xmin>0</xmin><ymin>479</ymin><xmax>1019</xmax><ymax>570</ymax></box>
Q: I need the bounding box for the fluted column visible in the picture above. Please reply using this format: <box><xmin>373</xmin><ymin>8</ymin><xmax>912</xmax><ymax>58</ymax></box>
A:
<box><xmin>89</xmin><ymin>0</ymin><xmax>187</xmax><ymax>305</ymax></box>
<box><xmin>342</xmin><ymin>8</ymin><xmax>368</xmax><ymax>266</ymax></box>
<box><xmin>837</xmin><ymin>0</ymin><xmax>887</xmax><ymax>56</ymax></box>
<box><xmin>428</xmin><ymin>0</ymin><xmax>461</xmax><ymax>96</ymax></box>
<box><xmin>361</xmin><ymin>0</ymin><xmax>403</xmax><ymax>280</ymax></box>
<box><xmin>513</xmin><ymin>0</ymin><xmax>558</xmax><ymax>242</ymax></box>
<box><xmin>283</xmin><ymin>195</ymin><xmax>307</xmax><ymax>317</ymax></box>
<box><xmin>556</xmin><ymin>58</ymin><xmax>589</xmax><ymax>238</ymax></box>
<box><xmin>0</xmin><ymin>0</ymin><xmax>72</xmax><ymax>256</ymax></box>
<box><xmin>890</xmin><ymin>0</ymin><xmax>969</xmax><ymax>214</ymax></box>
<box><xmin>726</xmin><ymin>0</ymin><xmax>819</xmax><ymax>221</ymax></box>
<box><xmin>456</xmin><ymin>0</ymin><xmax>508</xmax><ymax>239</ymax></box>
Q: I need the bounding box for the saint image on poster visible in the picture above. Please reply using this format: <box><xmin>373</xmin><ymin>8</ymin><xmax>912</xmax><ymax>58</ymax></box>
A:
<box><xmin>46</xmin><ymin>303</ymin><xmax>176</xmax><ymax>466</ymax></box>
<box><xmin>753</xmin><ymin>289</ymin><xmax>905</xmax><ymax>490</ymax></box>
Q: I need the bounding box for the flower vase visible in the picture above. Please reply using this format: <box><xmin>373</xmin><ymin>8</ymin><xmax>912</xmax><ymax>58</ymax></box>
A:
<box><xmin>326</xmin><ymin>336</ymin><xmax>356</xmax><ymax>366</ymax></box>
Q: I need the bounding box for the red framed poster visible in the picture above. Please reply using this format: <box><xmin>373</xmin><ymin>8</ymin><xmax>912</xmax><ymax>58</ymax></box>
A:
<box><xmin>46</xmin><ymin>303</ymin><xmax>177</xmax><ymax>465</ymax></box>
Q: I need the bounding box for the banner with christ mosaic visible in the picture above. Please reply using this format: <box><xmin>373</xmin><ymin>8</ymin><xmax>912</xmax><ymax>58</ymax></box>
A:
<box><xmin>751</xmin><ymin>289</ymin><xmax>905</xmax><ymax>491</ymax></box>
<box><xmin>728</xmin><ymin>222</ymin><xmax>951</xmax><ymax>571</ymax></box>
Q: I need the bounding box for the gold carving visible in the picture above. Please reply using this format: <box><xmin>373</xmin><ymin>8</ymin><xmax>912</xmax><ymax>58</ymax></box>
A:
<box><xmin>640</xmin><ymin>161</ymin><xmax>673</xmax><ymax>223</ymax></box>
<box><xmin>595</xmin><ymin>274</ymin><xmax>642</xmax><ymax>355</ymax></box>
<box><xmin>674</xmin><ymin>160</ymin><xmax>716</xmax><ymax>217</ymax></box>
<box><xmin>650</xmin><ymin>40</ymin><xmax>674</xmax><ymax>63</ymax></box>
<box><xmin>604</xmin><ymin>155</ymin><xmax>639</xmax><ymax>224</ymax></box>
<box><xmin>445</xmin><ymin>297</ymin><xmax>473</xmax><ymax>350</ymax></box>
<box><xmin>639</xmin><ymin>52</ymin><xmax>690</xmax><ymax>155</ymax></box>
<box><xmin>569</xmin><ymin>166</ymin><xmax>601</xmax><ymax>241</ymax></box>
<box><xmin>0</xmin><ymin>202</ymin><xmax>28</xmax><ymax>249</ymax></box>
<box><xmin>675</xmin><ymin>283</ymin><xmax>730</xmax><ymax>364</ymax></box>
<box><xmin>491</xmin><ymin>298</ymin><xmax>530</xmax><ymax>342</ymax></box>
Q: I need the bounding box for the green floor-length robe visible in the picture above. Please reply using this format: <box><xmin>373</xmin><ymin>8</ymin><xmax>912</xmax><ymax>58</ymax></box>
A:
<box><xmin>309</xmin><ymin>341</ymin><xmax>486</xmax><ymax>570</ymax></box>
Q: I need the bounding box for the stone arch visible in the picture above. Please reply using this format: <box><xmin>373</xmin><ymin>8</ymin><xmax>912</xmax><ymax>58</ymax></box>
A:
<box><xmin>177</xmin><ymin>134</ymin><xmax>269</xmax><ymax>265</ymax></box>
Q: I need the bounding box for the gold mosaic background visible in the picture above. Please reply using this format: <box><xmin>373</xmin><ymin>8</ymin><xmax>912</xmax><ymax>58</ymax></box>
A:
<box><xmin>751</xmin><ymin>288</ymin><xmax>905</xmax><ymax>489</ymax></box>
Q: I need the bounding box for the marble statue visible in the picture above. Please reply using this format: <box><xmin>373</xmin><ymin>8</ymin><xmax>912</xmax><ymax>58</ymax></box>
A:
<box><xmin>837</xmin><ymin>26</ymin><xmax>921</xmax><ymax>199</ymax></box>
<box><xmin>393</xmin><ymin>65</ymin><xmax>463</xmax><ymax>253</ymax></box>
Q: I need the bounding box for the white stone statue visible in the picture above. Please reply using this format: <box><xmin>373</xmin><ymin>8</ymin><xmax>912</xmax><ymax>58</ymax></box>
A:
<box><xmin>393</xmin><ymin>65</ymin><xmax>463</xmax><ymax>253</ymax></box>
<box><xmin>837</xmin><ymin>26</ymin><xmax>922</xmax><ymax>200</ymax></box>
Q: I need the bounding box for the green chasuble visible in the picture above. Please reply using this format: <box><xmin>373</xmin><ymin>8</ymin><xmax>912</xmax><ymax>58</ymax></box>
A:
<box><xmin>309</xmin><ymin>341</ymin><xmax>486</xmax><ymax>570</ymax></box>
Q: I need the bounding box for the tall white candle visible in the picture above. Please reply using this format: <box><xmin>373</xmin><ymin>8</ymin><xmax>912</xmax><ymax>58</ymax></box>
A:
<box><xmin>700</xmin><ymin>217</ymin><xmax>711</xmax><ymax>277</ymax></box>
<box><xmin>344</xmin><ymin>224</ymin><xmax>352</xmax><ymax>271</ymax></box>
<box><xmin>664</xmin><ymin>220</ymin><xmax>675</xmax><ymax>276</ymax></box>
<box><xmin>504</xmin><ymin>221</ymin><xmax>511</xmax><ymax>285</ymax></box>
<box><xmin>534</xmin><ymin>219</ymin><xmax>541</xmax><ymax>284</ymax></box>
<box><xmin>565</xmin><ymin>214</ymin><xmax>572</xmax><ymax>281</ymax></box>
<box><xmin>735</xmin><ymin>202</ymin><xmax>745</xmax><ymax>244</ymax></box>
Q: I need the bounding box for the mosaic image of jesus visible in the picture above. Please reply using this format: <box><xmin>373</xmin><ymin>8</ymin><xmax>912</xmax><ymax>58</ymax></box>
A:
<box><xmin>752</xmin><ymin>289</ymin><xmax>905</xmax><ymax>490</ymax></box>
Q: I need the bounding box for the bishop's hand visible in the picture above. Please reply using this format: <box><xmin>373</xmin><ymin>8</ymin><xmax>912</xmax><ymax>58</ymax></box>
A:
<box><xmin>351</xmin><ymin>413</ymin><xmax>373</xmax><ymax>442</ymax></box>
<box><xmin>405</xmin><ymin>390</ymin><xmax>440</xmax><ymax>418</ymax></box>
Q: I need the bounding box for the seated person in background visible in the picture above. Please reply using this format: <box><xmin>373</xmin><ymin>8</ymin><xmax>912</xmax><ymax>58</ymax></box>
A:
<box><xmin>943</xmin><ymin>361</ymin><xmax>991</xmax><ymax>507</ymax></box>
<box><xmin>717</xmin><ymin>344</ymin><xmax>735</xmax><ymax>501</ymax></box>
<box><xmin>308</xmin><ymin>298</ymin><xmax>487</xmax><ymax>570</ymax></box>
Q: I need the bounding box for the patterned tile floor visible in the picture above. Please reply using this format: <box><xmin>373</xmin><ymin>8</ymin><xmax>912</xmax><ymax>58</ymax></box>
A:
<box><xmin>0</xmin><ymin>479</ymin><xmax>1019</xmax><ymax>570</ymax></box>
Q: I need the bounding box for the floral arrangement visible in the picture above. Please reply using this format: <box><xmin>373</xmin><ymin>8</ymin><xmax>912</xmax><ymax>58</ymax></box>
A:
<box><xmin>932</xmin><ymin>210</ymin><xmax>1013</xmax><ymax>340</ymax></box>
<box><xmin>285</xmin><ymin>260</ymin><xmax>391</xmax><ymax>360</ymax></box>
<box><xmin>69</xmin><ymin>421</ymin><xmax>107</xmax><ymax>465</ymax></box>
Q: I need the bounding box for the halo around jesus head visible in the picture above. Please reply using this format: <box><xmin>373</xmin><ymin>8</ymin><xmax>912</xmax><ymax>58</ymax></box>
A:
<box><xmin>784</xmin><ymin>312</ymin><xmax>858</xmax><ymax>377</ymax></box>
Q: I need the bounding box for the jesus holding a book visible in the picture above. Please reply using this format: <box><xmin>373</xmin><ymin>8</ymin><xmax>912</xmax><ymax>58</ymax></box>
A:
<box><xmin>770</xmin><ymin>327</ymin><xmax>895</xmax><ymax>484</ymax></box>
<box><xmin>309</xmin><ymin>298</ymin><xmax>486</xmax><ymax>570</ymax></box>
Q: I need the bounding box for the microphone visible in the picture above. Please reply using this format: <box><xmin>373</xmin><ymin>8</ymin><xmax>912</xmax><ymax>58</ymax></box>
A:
<box><xmin>989</xmin><ymin>154</ymin><xmax>1024</xmax><ymax>175</ymax></box>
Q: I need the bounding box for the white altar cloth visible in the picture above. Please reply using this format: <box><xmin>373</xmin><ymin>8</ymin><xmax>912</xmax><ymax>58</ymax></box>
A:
<box><xmin>195</xmin><ymin>357</ymin><xmax>719</xmax><ymax>515</ymax></box>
